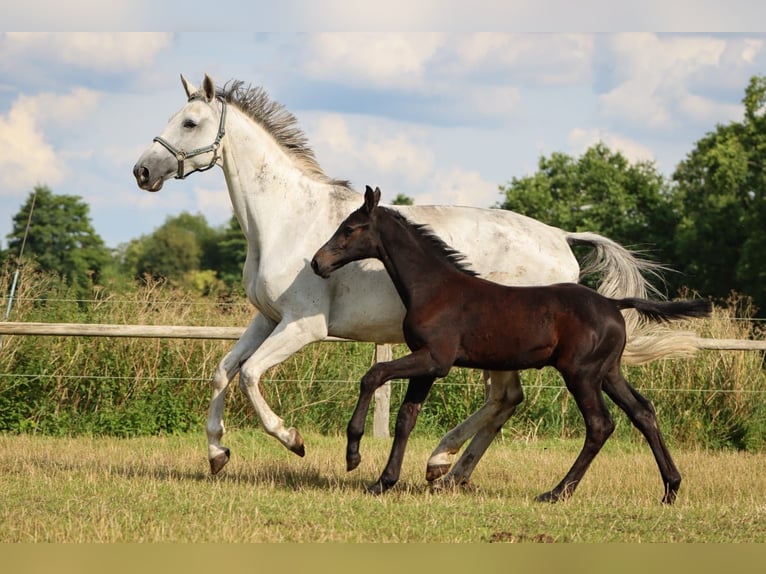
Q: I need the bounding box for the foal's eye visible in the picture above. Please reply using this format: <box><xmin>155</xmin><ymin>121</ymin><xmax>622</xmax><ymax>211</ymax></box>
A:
<box><xmin>183</xmin><ymin>119</ymin><xmax>197</xmax><ymax>129</ymax></box>
<box><xmin>342</xmin><ymin>226</ymin><xmax>355</xmax><ymax>236</ymax></box>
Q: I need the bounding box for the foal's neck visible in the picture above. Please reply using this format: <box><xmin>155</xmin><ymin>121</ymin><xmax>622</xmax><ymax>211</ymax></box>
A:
<box><xmin>376</xmin><ymin>210</ymin><xmax>461</xmax><ymax>307</ymax></box>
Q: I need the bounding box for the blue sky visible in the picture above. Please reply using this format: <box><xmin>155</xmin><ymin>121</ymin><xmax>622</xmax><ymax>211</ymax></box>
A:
<box><xmin>2</xmin><ymin>30</ymin><xmax>766</xmax><ymax>250</ymax></box>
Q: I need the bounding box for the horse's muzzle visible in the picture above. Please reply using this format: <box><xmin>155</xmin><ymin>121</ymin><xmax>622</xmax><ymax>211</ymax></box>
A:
<box><xmin>133</xmin><ymin>164</ymin><xmax>163</xmax><ymax>192</ymax></box>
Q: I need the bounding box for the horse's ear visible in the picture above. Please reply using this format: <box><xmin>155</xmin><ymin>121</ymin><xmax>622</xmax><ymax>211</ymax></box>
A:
<box><xmin>202</xmin><ymin>74</ymin><xmax>216</xmax><ymax>102</ymax></box>
<box><xmin>363</xmin><ymin>185</ymin><xmax>381</xmax><ymax>214</ymax></box>
<box><xmin>181</xmin><ymin>74</ymin><xmax>197</xmax><ymax>99</ymax></box>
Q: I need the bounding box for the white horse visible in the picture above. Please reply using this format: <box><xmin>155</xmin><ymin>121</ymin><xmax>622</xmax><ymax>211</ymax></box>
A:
<box><xmin>133</xmin><ymin>74</ymin><xmax>700</xmax><ymax>488</ymax></box>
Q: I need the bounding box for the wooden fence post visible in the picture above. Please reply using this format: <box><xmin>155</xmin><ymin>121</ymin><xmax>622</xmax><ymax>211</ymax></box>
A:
<box><xmin>372</xmin><ymin>344</ymin><xmax>392</xmax><ymax>438</ymax></box>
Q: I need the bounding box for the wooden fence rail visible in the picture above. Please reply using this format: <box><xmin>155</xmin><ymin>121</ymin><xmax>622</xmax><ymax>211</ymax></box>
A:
<box><xmin>2</xmin><ymin>321</ymin><xmax>766</xmax><ymax>350</ymax></box>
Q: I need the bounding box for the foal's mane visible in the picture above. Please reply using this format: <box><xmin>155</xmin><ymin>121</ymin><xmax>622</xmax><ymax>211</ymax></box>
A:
<box><xmin>382</xmin><ymin>207</ymin><xmax>479</xmax><ymax>277</ymax></box>
<box><xmin>215</xmin><ymin>80</ymin><xmax>352</xmax><ymax>190</ymax></box>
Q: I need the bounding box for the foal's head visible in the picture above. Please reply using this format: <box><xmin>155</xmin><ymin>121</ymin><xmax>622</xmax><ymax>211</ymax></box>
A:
<box><xmin>311</xmin><ymin>185</ymin><xmax>382</xmax><ymax>279</ymax></box>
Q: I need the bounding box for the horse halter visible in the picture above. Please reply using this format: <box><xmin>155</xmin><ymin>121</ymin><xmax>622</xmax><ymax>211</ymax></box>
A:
<box><xmin>153</xmin><ymin>97</ymin><xmax>227</xmax><ymax>179</ymax></box>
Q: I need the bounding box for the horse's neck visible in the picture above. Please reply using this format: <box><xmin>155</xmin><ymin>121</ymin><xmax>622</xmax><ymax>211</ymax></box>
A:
<box><xmin>220</xmin><ymin>108</ymin><xmax>342</xmax><ymax>250</ymax></box>
<box><xmin>377</xmin><ymin>212</ymin><xmax>455</xmax><ymax>308</ymax></box>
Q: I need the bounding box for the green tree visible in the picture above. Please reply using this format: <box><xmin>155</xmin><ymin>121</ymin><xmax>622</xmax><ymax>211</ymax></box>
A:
<box><xmin>213</xmin><ymin>214</ymin><xmax>248</xmax><ymax>288</ymax></box>
<box><xmin>120</xmin><ymin>211</ymin><xmax>244</xmax><ymax>295</ymax></box>
<box><xmin>497</xmin><ymin>143</ymin><xmax>680</xmax><ymax>291</ymax></box>
<box><xmin>391</xmin><ymin>193</ymin><xmax>414</xmax><ymax>205</ymax></box>
<box><xmin>671</xmin><ymin>75</ymin><xmax>766</xmax><ymax>307</ymax></box>
<box><xmin>4</xmin><ymin>186</ymin><xmax>111</xmax><ymax>295</ymax></box>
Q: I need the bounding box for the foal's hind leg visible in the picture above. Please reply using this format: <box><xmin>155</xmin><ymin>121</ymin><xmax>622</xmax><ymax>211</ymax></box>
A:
<box><xmin>536</xmin><ymin>371</ymin><xmax>615</xmax><ymax>503</ymax></box>
<box><xmin>428</xmin><ymin>370</ymin><xmax>523</xmax><ymax>488</ymax></box>
<box><xmin>602</xmin><ymin>370</ymin><xmax>681</xmax><ymax>504</ymax></box>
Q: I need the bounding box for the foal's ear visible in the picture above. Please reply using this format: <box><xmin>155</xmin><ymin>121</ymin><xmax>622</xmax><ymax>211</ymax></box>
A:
<box><xmin>181</xmin><ymin>74</ymin><xmax>197</xmax><ymax>99</ymax></box>
<box><xmin>364</xmin><ymin>185</ymin><xmax>381</xmax><ymax>214</ymax></box>
<box><xmin>202</xmin><ymin>74</ymin><xmax>216</xmax><ymax>102</ymax></box>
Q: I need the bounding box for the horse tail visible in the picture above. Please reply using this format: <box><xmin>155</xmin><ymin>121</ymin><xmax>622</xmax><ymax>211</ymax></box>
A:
<box><xmin>565</xmin><ymin>231</ymin><xmax>704</xmax><ymax>365</ymax></box>
<box><xmin>617</xmin><ymin>298</ymin><xmax>712</xmax><ymax>323</ymax></box>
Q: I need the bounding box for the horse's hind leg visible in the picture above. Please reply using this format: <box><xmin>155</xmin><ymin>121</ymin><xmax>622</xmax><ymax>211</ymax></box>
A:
<box><xmin>428</xmin><ymin>370</ymin><xmax>523</xmax><ymax>488</ymax></box>
<box><xmin>207</xmin><ymin>313</ymin><xmax>276</xmax><ymax>474</ymax></box>
<box><xmin>602</xmin><ymin>369</ymin><xmax>681</xmax><ymax>504</ymax></box>
<box><xmin>536</xmin><ymin>371</ymin><xmax>615</xmax><ymax>503</ymax></box>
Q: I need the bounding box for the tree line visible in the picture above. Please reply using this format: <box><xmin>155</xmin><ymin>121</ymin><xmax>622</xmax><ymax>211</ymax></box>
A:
<box><xmin>3</xmin><ymin>75</ymin><xmax>766</xmax><ymax>310</ymax></box>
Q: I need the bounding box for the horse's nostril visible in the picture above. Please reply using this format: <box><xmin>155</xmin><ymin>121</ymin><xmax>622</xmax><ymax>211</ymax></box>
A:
<box><xmin>133</xmin><ymin>164</ymin><xmax>149</xmax><ymax>184</ymax></box>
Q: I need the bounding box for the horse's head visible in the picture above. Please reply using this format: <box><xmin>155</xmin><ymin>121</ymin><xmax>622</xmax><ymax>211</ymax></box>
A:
<box><xmin>133</xmin><ymin>74</ymin><xmax>226</xmax><ymax>192</ymax></box>
<box><xmin>311</xmin><ymin>185</ymin><xmax>382</xmax><ymax>278</ymax></box>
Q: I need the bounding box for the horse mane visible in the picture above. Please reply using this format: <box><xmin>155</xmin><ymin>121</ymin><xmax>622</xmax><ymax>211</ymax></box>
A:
<box><xmin>216</xmin><ymin>80</ymin><xmax>352</xmax><ymax>190</ymax></box>
<box><xmin>382</xmin><ymin>207</ymin><xmax>479</xmax><ymax>277</ymax></box>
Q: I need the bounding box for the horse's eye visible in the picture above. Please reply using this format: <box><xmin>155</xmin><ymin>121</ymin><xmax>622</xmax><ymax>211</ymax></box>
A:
<box><xmin>342</xmin><ymin>226</ymin><xmax>355</xmax><ymax>236</ymax></box>
<box><xmin>183</xmin><ymin>119</ymin><xmax>197</xmax><ymax>129</ymax></box>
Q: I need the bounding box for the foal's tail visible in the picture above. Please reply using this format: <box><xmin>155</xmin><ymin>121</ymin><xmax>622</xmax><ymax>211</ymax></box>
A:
<box><xmin>617</xmin><ymin>298</ymin><xmax>712</xmax><ymax>323</ymax></box>
<box><xmin>566</xmin><ymin>231</ymin><xmax>705</xmax><ymax>364</ymax></box>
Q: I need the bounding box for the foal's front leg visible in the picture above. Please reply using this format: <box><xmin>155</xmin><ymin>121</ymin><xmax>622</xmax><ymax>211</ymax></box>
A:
<box><xmin>368</xmin><ymin>376</ymin><xmax>436</xmax><ymax>495</ymax></box>
<box><xmin>346</xmin><ymin>349</ymin><xmax>447</xmax><ymax>478</ymax></box>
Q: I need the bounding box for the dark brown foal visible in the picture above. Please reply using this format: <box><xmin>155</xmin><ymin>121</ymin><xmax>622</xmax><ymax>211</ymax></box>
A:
<box><xmin>311</xmin><ymin>186</ymin><xmax>711</xmax><ymax>503</ymax></box>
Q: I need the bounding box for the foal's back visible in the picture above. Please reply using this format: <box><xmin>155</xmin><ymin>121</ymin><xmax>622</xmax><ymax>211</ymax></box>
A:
<box><xmin>418</xmin><ymin>278</ymin><xmax>627</xmax><ymax>373</ymax></box>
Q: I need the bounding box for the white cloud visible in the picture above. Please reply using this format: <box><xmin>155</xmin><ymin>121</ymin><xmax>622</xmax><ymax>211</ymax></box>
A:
<box><xmin>310</xmin><ymin>113</ymin><xmax>435</xmax><ymax>185</ymax></box>
<box><xmin>598</xmin><ymin>33</ymin><xmax>758</xmax><ymax>130</ymax></box>
<box><xmin>450</xmin><ymin>33</ymin><xmax>594</xmax><ymax>86</ymax></box>
<box><xmin>466</xmin><ymin>85</ymin><xmax>522</xmax><ymax>120</ymax></box>
<box><xmin>14</xmin><ymin>88</ymin><xmax>102</xmax><ymax>128</ymax></box>
<box><xmin>568</xmin><ymin>127</ymin><xmax>655</xmax><ymax>164</ymax></box>
<box><xmin>1</xmin><ymin>33</ymin><xmax>172</xmax><ymax>71</ymax></box>
<box><xmin>0</xmin><ymin>89</ymin><xmax>103</xmax><ymax>196</ymax></box>
<box><xmin>302</xmin><ymin>33</ymin><xmax>443</xmax><ymax>90</ymax></box>
<box><xmin>418</xmin><ymin>168</ymin><xmax>499</xmax><ymax>208</ymax></box>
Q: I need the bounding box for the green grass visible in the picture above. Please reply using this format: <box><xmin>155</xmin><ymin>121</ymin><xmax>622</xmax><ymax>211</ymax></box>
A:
<box><xmin>1</xmin><ymin>431</ymin><xmax>764</xmax><ymax>542</ymax></box>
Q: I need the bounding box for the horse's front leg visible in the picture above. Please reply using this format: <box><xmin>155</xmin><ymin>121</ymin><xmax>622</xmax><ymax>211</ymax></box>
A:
<box><xmin>235</xmin><ymin>315</ymin><xmax>328</xmax><ymax>458</ymax></box>
<box><xmin>207</xmin><ymin>313</ymin><xmax>276</xmax><ymax>474</ymax></box>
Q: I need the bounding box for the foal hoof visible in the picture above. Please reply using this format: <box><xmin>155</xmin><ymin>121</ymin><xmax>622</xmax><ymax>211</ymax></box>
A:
<box><xmin>535</xmin><ymin>490</ymin><xmax>567</xmax><ymax>504</ymax></box>
<box><xmin>347</xmin><ymin>453</ymin><xmax>362</xmax><ymax>472</ymax></box>
<box><xmin>662</xmin><ymin>490</ymin><xmax>678</xmax><ymax>505</ymax></box>
<box><xmin>209</xmin><ymin>447</ymin><xmax>231</xmax><ymax>475</ymax></box>
<box><xmin>366</xmin><ymin>481</ymin><xmax>391</xmax><ymax>495</ymax></box>
<box><xmin>425</xmin><ymin>463</ymin><xmax>451</xmax><ymax>482</ymax></box>
<box><xmin>287</xmin><ymin>427</ymin><xmax>306</xmax><ymax>457</ymax></box>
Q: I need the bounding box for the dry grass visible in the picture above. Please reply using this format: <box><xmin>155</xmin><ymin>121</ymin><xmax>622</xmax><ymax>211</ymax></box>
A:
<box><xmin>1</xmin><ymin>431</ymin><xmax>764</xmax><ymax>543</ymax></box>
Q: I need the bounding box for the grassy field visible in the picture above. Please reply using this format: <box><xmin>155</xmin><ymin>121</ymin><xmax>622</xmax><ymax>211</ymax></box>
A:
<box><xmin>1</xmin><ymin>430</ymin><xmax>764</xmax><ymax>543</ymax></box>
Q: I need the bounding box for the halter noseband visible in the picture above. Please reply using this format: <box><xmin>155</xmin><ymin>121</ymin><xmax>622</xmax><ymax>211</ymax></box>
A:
<box><xmin>153</xmin><ymin>97</ymin><xmax>227</xmax><ymax>180</ymax></box>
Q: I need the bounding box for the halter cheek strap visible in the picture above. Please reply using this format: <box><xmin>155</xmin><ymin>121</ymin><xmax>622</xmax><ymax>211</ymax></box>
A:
<box><xmin>153</xmin><ymin>97</ymin><xmax>227</xmax><ymax>180</ymax></box>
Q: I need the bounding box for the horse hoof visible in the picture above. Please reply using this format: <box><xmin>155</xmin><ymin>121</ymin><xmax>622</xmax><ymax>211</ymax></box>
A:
<box><xmin>288</xmin><ymin>427</ymin><xmax>306</xmax><ymax>457</ymax></box>
<box><xmin>429</xmin><ymin>476</ymin><xmax>477</xmax><ymax>493</ymax></box>
<box><xmin>425</xmin><ymin>463</ymin><xmax>451</xmax><ymax>482</ymax></box>
<box><xmin>209</xmin><ymin>447</ymin><xmax>231</xmax><ymax>475</ymax></box>
<box><xmin>347</xmin><ymin>453</ymin><xmax>362</xmax><ymax>472</ymax></box>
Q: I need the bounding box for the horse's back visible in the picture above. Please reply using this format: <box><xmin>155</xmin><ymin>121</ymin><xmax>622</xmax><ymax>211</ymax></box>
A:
<box><xmin>395</xmin><ymin>204</ymin><xmax>579</xmax><ymax>286</ymax></box>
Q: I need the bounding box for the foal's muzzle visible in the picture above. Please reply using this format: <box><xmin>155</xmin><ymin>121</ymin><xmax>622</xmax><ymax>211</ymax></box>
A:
<box><xmin>310</xmin><ymin>257</ymin><xmax>328</xmax><ymax>278</ymax></box>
